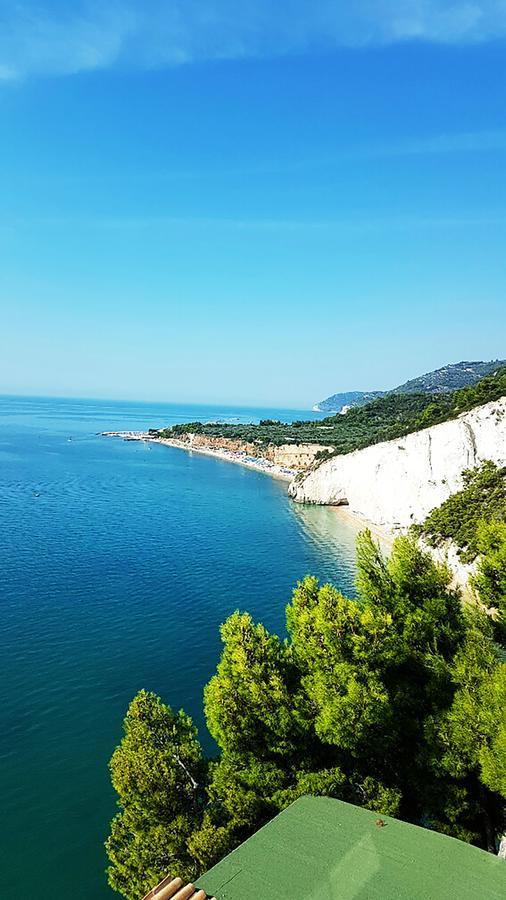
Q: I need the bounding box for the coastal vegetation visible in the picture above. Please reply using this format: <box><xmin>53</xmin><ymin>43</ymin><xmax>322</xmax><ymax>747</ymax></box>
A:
<box><xmin>157</xmin><ymin>365</ymin><xmax>506</xmax><ymax>458</ymax></box>
<box><xmin>106</xmin><ymin>533</ymin><xmax>506</xmax><ymax>899</ymax></box>
<box><xmin>415</xmin><ymin>461</ymin><xmax>506</xmax><ymax>643</ymax></box>
<box><xmin>416</xmin><ymin>462</ymin><xmax>506</xmax><ymax>562</ymax></box>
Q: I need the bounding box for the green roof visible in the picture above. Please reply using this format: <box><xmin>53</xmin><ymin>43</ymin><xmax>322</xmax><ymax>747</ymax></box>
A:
<box><xmin>196</xmin><ymin>796</ymin><xmax>506</xmax><ymax>899</ymax></box>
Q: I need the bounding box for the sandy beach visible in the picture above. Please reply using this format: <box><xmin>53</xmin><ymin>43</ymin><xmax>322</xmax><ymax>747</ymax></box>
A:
<box><xmin>330</xmin><ymin>504</ymin><xmax>396</xmax><ymax>550</ymax></box>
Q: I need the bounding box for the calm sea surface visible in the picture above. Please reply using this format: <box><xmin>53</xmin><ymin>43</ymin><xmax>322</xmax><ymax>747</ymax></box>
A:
<box><xmin>0</xmin><ymin>396</ymin><xmax>363</xmax><ymax>899</ymax></box>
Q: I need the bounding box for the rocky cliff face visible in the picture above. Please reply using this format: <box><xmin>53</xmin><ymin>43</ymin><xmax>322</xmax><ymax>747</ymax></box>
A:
<box><xmin>289</xmin><ymin>398</ymin><xmax>506</xmax><ymax>530</ymax></box>
<box><xmin>177</xmin><ymin>432</ymin><xmax>258</xmax><ymax>456</ymax></box>
<box><xmin>176</xmin><ymin>432</ymin><xmax>333</xmax><ymax>471</ymax></box>
<box><xmin>272</xmin><ymin>443</ymin><xmax>333</xmax><ymax>469</ymax></box>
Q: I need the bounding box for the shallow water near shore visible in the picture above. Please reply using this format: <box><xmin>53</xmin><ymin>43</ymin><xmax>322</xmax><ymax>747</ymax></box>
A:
<box><xmin>0</xmin><ymin>395</ymin><xmax>363</xmax><ymax>899</ymax></box>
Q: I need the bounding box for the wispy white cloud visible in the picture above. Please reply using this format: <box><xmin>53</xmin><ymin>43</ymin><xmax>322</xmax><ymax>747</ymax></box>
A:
<box><xmin>0</xmin><ymin>3</ymin><xmax>134</xmax><ymax>80</ymax></box>
<box><xmin>1</xmin><ymin>1</ymin><xmax>506</xmax><ymax>81</ymax></box>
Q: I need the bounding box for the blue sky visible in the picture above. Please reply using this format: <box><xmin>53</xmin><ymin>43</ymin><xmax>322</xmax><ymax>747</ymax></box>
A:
<box><xmin>1</xmin><ymin>2</ymin><xmax>505</xmax><ymax>407</ymax></box>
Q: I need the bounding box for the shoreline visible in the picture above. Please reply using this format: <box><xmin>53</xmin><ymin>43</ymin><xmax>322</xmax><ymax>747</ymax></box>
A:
<box><xmin>102</xmin><ymin>430</ymin><xmax>396</xmax><ymax>543</ymax></box>
<box><xmin>102</xmin><ymin>431</ymin><xmax>296</xmax><ymax>482</ymax></box>
<box><xmin>330</xmin><ymin>504</ymin><xmax>396</xmax><ymax>549</ymax></box>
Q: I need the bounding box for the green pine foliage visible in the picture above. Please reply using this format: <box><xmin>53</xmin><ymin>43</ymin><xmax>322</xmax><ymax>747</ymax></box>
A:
<box><xmin>478</xmin><ymin>664</ymin><xmax>506</xmax><ymax>799</ymax></box>
<box><xmin>106</xmin><ymin>535</ymin><xmax>506</xmax><ymax>898</ymax></box>
<box><xmin>204</xmin><ymin>612</ymin><xmax>304</xmax><ymax>759</ymax></box>
<box><xmin>105</xmin><ymin>690</ymin><xmax>208</xmax><ymax>899</ymax></box>
<box><xmin>157</xmin><ymin>365</ymin><xmax>506</xmax><ymax>456</ymax></box>
<box><xmin>471</xmin><ymin>521</ymin><xmax>506</xmax><ymax>644</ymax></box>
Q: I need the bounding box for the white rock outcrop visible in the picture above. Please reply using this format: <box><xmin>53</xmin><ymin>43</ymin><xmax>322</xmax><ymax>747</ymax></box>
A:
<box><xmin>289</xmin><ymin>398</ymin><xmax>506</xmax><ymax>530</ymax></box>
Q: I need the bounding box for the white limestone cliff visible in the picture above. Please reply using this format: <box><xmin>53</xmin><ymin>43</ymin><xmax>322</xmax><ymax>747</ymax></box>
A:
<box><xmin>288</xmin><ymin>397</ymin><xmax>506</xmax><ymax>531</ymax></box>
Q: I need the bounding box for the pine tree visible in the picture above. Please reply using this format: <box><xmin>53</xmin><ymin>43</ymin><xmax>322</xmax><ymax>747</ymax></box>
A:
<box><xmin>472</xmin><ymin>521</ymin><xmax>506</xmax><ymax>644</ymax></box>
<box><xmin>106</xmin><ymin>690</ymin><xmax>207</xmax><ymax>899</ymax></box>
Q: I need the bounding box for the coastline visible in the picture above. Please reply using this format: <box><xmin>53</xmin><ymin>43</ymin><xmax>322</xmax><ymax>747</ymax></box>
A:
<box><xmin>102</xmin><ymin>431</ymin><xmax>296</xmax><ymax>482</ymax></box>
<box><xmin>102</xmin><ymin>430</ymin><xmax>397</xmax><ymax>543</ymax></box>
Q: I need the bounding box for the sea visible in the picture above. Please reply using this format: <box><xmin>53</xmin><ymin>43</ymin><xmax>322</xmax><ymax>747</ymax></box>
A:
<box><xmin>0</xmin><ymin>395</ymin><xmax>363</xmax><ymax>899</ymax></box>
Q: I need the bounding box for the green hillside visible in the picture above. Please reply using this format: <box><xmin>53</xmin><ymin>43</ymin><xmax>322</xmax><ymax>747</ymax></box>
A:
<box><xmin>392</xmin><ymin>359</ymin><xmax>506</xmax><ymax>395</ymax></box>
<box><xmin>158</xmin><ymin>364</ymin><xmax>506</xmax><ymax>457</ymax></box>
<box><xmin>316</xmin><ymin>359</ymin><xmax>506</xmax><ymax>412</ymax></box>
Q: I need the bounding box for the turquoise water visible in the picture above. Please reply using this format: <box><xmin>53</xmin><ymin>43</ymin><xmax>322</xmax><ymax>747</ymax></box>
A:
<box><xmin>0</xmin><ymin>396</ymin><xmax>362</xmax><ymax>899</ymax></box>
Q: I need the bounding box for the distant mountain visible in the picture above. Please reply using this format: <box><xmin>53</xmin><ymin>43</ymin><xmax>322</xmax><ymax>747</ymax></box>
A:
<box><xmin>315</xmin><ymin>359</ymin><xmax>506</xmax><ymax>413</ymax></box>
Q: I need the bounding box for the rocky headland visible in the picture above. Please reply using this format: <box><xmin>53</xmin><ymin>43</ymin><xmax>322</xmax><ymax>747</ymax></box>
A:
<box><xmin>289</xmin><ymin>397</ymin><xmax>506</xmax><ymax>529</ymax></box>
